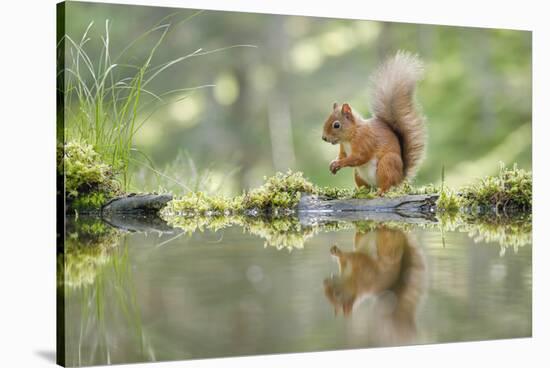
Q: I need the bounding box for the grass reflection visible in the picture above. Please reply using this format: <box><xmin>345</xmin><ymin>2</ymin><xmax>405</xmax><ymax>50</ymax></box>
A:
<box><xmin>61</xmin><ymin>218</ymin><xmax>154</xmax><ymax>366</ymax></box>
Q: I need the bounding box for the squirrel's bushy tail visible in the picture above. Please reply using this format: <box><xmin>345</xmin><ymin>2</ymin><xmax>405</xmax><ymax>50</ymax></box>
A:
<box><xmin>369</xmin><ymin>51</ymin><xmax>426</xmax><ymax>178</ymax></box>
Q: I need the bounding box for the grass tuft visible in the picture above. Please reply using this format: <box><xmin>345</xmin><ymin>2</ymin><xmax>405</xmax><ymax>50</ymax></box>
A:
<box><xmin>60</xmin><ymin>14</ymin><xmax>255</xmax><ymax>190</ymax></box>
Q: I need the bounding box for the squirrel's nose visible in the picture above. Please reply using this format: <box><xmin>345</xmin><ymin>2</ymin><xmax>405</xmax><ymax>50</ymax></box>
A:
<box><xmin>322</xmin><ymin>136</ymin><xmax>328</xmax><ymax>142</ymax></box>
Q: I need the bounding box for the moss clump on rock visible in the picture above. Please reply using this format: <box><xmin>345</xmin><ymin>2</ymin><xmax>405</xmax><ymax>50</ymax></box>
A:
<box><xmin>61</xmin><ymin>141</ymin><xmax>121</xmax><ymax>211</ymax></box>
<box><xmin>315</xmin><ymin>186</ymin><xmax>354</xmax><ymax>200</ymax></box>
<box><xmin>163</xmin><ymin>170</ymin><xmax>317</xmax><ymax>217</ymax></box>
<box><xmin>459</xmin><ymin>164</ymin><xmax>531</xmax><ymax>214</ymax></box>
<box><xmin>240</xmin><ymin>170</ymin><xmax>316</xmax><ymax>211</ymax></box>
<box><xmin>315</xmin><ymin>181</ymin><xmax>439</xmax><ymax>201</ymax></box>
<box><xmin>436</xmin><ymin>164</ymin><xmax>532</xmax><ymax>216</ymax></box>
<box><xmin>162</xmin><ymin>192</ymin><xmax>241</xmax><ymax>217</ymax></box>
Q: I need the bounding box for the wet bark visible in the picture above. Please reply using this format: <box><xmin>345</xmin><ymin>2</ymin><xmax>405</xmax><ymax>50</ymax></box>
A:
<box><xmin>296</xmin><ymin>193</ymin><xmax>439</xmax><ymax>225</ymax></box>
<box><xmin>101</xmin><ymin>193</ymin><xmax>173</xmax><ymax>215</ymax></box>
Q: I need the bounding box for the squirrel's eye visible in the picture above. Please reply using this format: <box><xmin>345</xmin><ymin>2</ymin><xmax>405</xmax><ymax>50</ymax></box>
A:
<box><xmin>333</xmin><ymin>121</ymin><xmax>341</xmax><ymax>129</ymax></box>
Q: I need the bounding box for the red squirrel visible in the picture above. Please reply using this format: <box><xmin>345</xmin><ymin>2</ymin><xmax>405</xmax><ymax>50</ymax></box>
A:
<box><xmin>321</xmin><ymin>51</ymin><xmax>427</xmax><ymax>195</ymax></box>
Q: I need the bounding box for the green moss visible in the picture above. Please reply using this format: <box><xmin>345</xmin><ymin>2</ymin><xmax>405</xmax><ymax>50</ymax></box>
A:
<box><xmin>163</xmin><ymin>170</ymin><xmax>316</xmax><ymax>217</ymax></box>
<box><xmin>316</xmin><ymin>181</ymin><xmax>439</xmax><ymax>201</ymax></box>
<box><xmin>436</xmin><ymin>188</ymin><xmax>461</xmax><ymax>214</ymax></box>
<box><xmin>62</xmin><ymin>141</ymin><xmax>121</xmax><ymax>211</ymax></box>
<box><xmin>162</xmin><ymin>191</ymin><xmax>241</xmax><ymax>217</ymax></box>
<box><xmin>315</xmin><ymin>186</ymin><xmax>354</xmax><ymax>199</ymax></box>
<box><xmin>240</xmin><ymin>170</ymin><xmax>315</xmax><ymax>211</ymax></box>
<box><xmin>458</xmin><ymin>164</ymin><xmax>531</xmax><ymax>214</ymax></box>
<box><xmin>71</xmin><ymin>191</ymin><xmax>109</xmax><ymax>210</ymax></box>
<box><xmin>63</xmin><ymin>140</ymin><xmax>119</xmax><ymax>196</ymax></box>
<box><xmin>435</xmin><ymin>164</ymin><xmax>531</xmax><ymax>215</ymax></box>
<box><xmin>351</xmin><ymin>186</ymin><xmax>378</xmax><ymax>199</ymax></box>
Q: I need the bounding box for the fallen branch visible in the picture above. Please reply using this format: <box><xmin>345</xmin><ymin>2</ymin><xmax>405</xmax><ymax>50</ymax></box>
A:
<box><xmin>101</xmin><ymin>193</ymin><xmax>173</xmax><ymax>215</ymax></box>
<box><xmin>297</xmin><ymin>193</ymin><xmax>438</xmax><ymax>225</ymax></box>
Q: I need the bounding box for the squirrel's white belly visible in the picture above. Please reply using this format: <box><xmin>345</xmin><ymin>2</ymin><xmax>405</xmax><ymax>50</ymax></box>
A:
<box><xmin>342</xmin><ymin>143</ymin><xmax>378</xmax><ymax>187</ymax></box>
<box><xmin>357</xmin><ymin>159</ymin><xmax>378</xmax><ymax>186</ymax></box>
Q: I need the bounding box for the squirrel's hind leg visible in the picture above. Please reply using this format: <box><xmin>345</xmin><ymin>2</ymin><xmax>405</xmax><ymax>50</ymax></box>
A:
<box><xmin>376</xmin><ymin>153</ymin><xmax>404</xmax><ymax>194</ymax></box>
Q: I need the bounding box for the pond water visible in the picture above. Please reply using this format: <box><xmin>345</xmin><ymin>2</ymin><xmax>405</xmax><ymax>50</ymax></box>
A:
<box><xmin>61</xmin><ymin>217</ymin><xmax>532</xmax><ymax>367</ymax></box>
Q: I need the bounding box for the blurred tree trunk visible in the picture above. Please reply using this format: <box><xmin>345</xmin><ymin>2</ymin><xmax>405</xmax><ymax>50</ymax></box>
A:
<box><xmin>377</xmin><ymin>22</ymin><xmax>394</xmax><ymax>60</ymax></box>
<box><xmin>416</xmin><ymin>25</ymin><xmax>435</xmax><ymax>59</ymax></box>
<box><xmin>266</xmin><ymin>15</ymin><xmax>296</xmax><ymax>172</ymax></box>
<box><xmin>463</xmin><ymin>31</ymin><xmax>496</xmax><ymax>136</ymax></box>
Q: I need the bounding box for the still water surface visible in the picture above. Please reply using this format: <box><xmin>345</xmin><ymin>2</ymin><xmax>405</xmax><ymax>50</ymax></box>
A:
<box><xmin>62</xmin><ymin>221</ymin><xmax>532</xmax><ymax>366</ymax></box>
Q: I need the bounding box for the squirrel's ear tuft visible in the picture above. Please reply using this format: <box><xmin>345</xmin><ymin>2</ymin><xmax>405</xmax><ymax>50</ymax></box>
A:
<box><xmin>341</xmin><ymin>103</ymin><xmax>353</xmax><ymax>121</ymax></box>
<box><xmin>341</xmin><ymin>103</ymin><xmax>351</xmax><ymax>114</ymax></box>
<box><xmin>333</xmin><ymin>102</ymin><xmax>338</xmax><ymax>110</ymax></box>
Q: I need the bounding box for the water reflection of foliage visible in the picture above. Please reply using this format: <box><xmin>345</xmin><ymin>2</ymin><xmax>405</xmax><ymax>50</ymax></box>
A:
<box><xmin>242</xmin><ymin>217</ymin><xmax>316</xmax><ymax>250</ymax></box>
<box><xmin>438</xmin><ymin>213</ymin><xmax>532</xmax><ymax>256</ymax></box>
<box><xmin>61</xmin><ymin>219</ymin><xmax>154</xmax><ymax>365</ymax></box>
<box><xmin>61</xmin><ymin>219</ymin><xmax>122</xmax><ymax>289</ymax></box>
<box><xmin>164</xmin><ymin>212</ymin><xmax>530</xmax><ymax>254</ymax></box>
<box><xmin>353</xmin><ymin>214</ymin><xmax>532</xmax><ymax>253</ymax></box>
<box><xmin>359</xmin><ymin>214</ymin><xmax>532</xmax><ymax>254</ymax></box>
<box><xmin>165</xmin><ymin>214</ymin><xmax>321</xmax><ymax>250</ymax></box>
<box><xmin>68</xmin><ymin>240</ymin><xmax>154</xmax><ymax>366</ymax></box>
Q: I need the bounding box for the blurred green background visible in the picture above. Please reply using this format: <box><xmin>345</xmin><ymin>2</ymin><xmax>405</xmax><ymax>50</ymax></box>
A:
<box><xmin>64</xmin><ymin>1</ymin><xmax>532</xmax><ymax>196</ymax></box>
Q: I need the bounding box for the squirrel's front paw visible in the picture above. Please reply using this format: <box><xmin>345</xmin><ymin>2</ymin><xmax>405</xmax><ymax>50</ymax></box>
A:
<box><xmin>329</xmin><ymin>160</ymin><xmax>342</xmax><ymax>174</ymax></box>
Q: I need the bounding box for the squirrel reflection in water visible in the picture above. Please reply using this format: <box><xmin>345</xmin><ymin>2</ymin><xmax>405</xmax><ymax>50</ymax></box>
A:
<box><xmin>323</xmin><ymin>226</ymin><xmax>426</xmax><ymax>346</ymax></box>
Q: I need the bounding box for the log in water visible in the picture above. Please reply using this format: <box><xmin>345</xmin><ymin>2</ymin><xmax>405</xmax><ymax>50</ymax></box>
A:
<box><xmin>101</xmin><ymin>193</ymin><xmax>173</xmax><ymax>214</ymax></box>
<box><xmin>297</xmin><ymin>193</ymin><xmax>439</xmax><ymax>225</ymax></box>
<box><xmin>98</xmin><ymin>192</ymin><xmax>438</xmax><ymax>230</ymax></box>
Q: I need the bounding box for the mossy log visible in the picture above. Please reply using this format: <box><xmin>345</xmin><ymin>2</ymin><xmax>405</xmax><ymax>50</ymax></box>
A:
<box><xmin>296</xmin><ymin>193</ymin><xmax>439</xmax><ymax>224</ymax></box>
